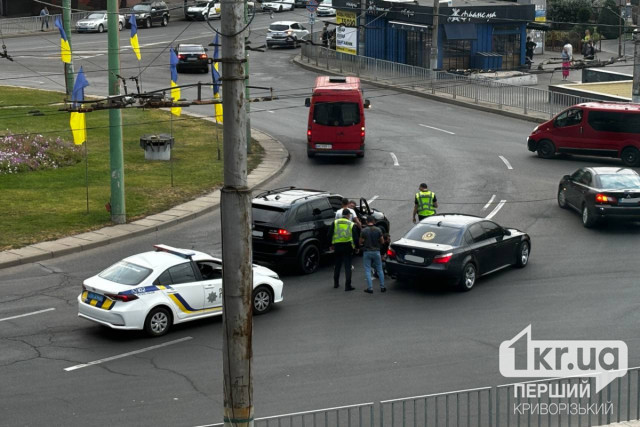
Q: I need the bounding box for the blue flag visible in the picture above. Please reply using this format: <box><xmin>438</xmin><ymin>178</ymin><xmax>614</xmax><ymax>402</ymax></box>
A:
<box><xmin>72</xmin><ymin>66</ymin><xmax>89</xmax><ymax>108</ymax></box>
<box><xmin>211</xmin><ymin>33</ymin><xmax>221</xmax><ymax>96</ymax></box>
<box><xmin>70</xmin><ymin>67</ymin><xmax>89</xmax><ymax>145</ymax></box>
<box><xmin>170</xmin><ymin>49</ymin><xmax>181</xmax><ymax>116</ymax></box>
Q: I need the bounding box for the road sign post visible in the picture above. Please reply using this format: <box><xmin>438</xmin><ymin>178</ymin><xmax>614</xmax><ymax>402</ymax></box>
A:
<box><xmin>307</xmin><ymin>0</ymin><xmax>318</xmax><ymax>43</ymax></box>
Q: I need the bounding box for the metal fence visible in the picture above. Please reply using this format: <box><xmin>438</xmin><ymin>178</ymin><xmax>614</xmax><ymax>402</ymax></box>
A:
<box><xmin>300</xmin><ymin>45</ymin><xmax>603</xmax><ymax>120</ymax></box>
<box><xmin>0</xmin><ymin>12</ymin><xmax>90</xmax><ymax>35</ymax></box>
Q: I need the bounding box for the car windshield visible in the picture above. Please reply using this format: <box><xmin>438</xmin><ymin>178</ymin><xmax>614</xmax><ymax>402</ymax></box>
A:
<box><xmin>99</xmin><ymin>261</ymin><xmax>152</xmax><ymax>286</ymax></box>
<box><xmin>320</xmin><ymin>0</ymin><xmax>332</xmax><ymax>5</ymax></box>
<box><xmin>132</xmin><ymin>4</ymin><xmax>151</xmax><ymax>12</ymax></box>
<box><xmin>269</xmin><ymin>24</ymin><xmax>290</xmax><ymax>31</ymax></box>
<box><xmin>88</xmin><ymin>13</ymin><xmax>104</xmax><ymax>19</ymax></box>
<box><xmin>313</xmin><ymin>102</ymin><xmax>360</xmax><ymax>126</ymax></box>
<box><xmin>404</xmin><ymin>224</ymin><xmax>463</xmax><ymax>246</ymax></box>
<box><xmin>179</xmin><ymin>45</ymin><xmax>204</xmax><ymax>53</ymax></box>
<box><xmin>195</xmin><ymin>1</ymin><xmax>210</xmax><ymax>5</ymax></box>
<box><xmin>252</xmin><ymin>205</ymin><xmax>287</xmax><ymax>225</ymax></box>
<box><xmin>598</xmin><ymin>174</ymin><xmax>640</xmax><ymax>189</ymax></box>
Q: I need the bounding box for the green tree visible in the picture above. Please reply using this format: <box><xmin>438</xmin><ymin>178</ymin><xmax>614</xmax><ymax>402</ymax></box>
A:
<box><xmin>548</xmin><ymin>0</ymin><xmax>593</xmax><ymax>26</ymax></box>
<box><xmin>597</xmin><ymin>0</ymin><xmax>620</xmax><ymax>39</ymax></box>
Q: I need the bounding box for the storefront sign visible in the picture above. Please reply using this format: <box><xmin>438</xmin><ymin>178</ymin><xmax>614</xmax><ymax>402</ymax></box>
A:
<box><xmin>337</xmin><ymin>10</ymin><xmax>357</xmax><ymax>27</ymax></box>
<box><xmin>336</xmin><ymin>27</ymin><xmax>358</xmax><ymax>54</ymax></box>
<box><xmin>447</xmin><ymin>8</ymin><xmax>498</xmax><ymax>22</ymax></box>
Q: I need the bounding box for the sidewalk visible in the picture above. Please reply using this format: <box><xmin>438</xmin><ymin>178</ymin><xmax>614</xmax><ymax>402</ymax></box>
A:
<box><xmin>0</xmin><ymin>113</ymin><xmax>289</xmax><ymax>269</ymax></box>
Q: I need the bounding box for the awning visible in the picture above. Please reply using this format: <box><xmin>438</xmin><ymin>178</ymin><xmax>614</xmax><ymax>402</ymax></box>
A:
<box><xmin>526</xmin><ymin>22</ymin><xmax>551</xmax><ymax>31</ymax></box>
<box><xmin>443</xmin><ymin>23</ymin><xmax>477</xmax><ymax>40</ymax></box>
<box><xmin>389</xmin><ymin>20</ymin><xmax>432</xmax><ymax>32</ymax></box>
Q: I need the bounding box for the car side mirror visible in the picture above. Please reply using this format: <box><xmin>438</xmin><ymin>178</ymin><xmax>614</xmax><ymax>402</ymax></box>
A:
<box><xmin>312</xmin><ymin>208</ymin><xmax>322</xmax><ymax>216</ymax></box>
<box><xmin>305</xmin><ymin>98</ymin><xmax>311</xmax><ymax>107</ymax></box>
<box><xmin>503</xmin><ymin>229</ymin><xmax>511</xmax><ymax>236</ymax></box>
<box><xmin>364</xmin><ymin>99</ymin><xmax>371</xmax><ymax>109</ymax></box>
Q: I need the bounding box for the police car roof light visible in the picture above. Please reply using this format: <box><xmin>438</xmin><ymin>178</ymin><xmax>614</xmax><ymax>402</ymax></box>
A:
<box><xmin>153</xmin><ymin>244</ymin><xmax>195</xmax><ymax>259</ymax></box>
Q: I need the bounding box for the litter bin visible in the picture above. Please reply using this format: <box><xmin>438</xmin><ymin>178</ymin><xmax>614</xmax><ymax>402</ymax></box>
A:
<box><xmin>140</xmin><ymin>134</ymin><xmax>174</xmax><ymax>161</ymax></box>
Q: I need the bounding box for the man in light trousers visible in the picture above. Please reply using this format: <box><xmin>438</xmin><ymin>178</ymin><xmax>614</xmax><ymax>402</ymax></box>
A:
<box><xmin>359</xmin><ymin>216</ymin><xmax>386</xmax><ymax>294</ymax></box>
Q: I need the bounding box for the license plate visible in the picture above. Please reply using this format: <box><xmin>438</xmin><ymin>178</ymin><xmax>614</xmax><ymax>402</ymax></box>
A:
<box><xmin>87</xmin><ymin>291</ymin><xmax>104</xmax><ymax>302</ymax></box>
<box><xmin>619</xmin><ymin>198</ymin><xmax>639</xmax><ymax>204</ymax></box>
<box><xmin>316</xmin><ymin>144</ymin><xmax>332</xmax><ymax>150</ymax></box>
<box><xmin>187</xmin><ymin>57</ymin><xmax>197</xmax><ymax>61</ymax></box>
<box><xmin>252</xmin><ymin>230</ymin><xmax>263</xmax><ymax>238</ymax></box>
<box><xmin>404</xmin><ymin>254</ymin><xmax>424</xmax><ymax>264</ymax></box>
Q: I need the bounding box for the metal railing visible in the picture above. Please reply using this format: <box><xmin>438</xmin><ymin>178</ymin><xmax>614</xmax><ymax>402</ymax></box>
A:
<box><xmin>300</xmin><ymin>45</ymin><xmax>604</xmax><ymax>120</ymax></box>
<box><xmin>0</xmin><ymin>12</ymin><xmax>90</xmax><ymax>35</ymax></box>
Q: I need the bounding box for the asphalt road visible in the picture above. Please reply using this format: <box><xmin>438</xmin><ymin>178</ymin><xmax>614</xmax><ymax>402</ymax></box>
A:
<box><xmin>2</xmin><ymin>14</ymin><xmax>640</xmax><ymax>427</ymax></box>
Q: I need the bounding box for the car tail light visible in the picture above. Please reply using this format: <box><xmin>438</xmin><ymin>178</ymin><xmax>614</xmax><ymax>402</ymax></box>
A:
<box><xmin>361</xmin><ymin>126</ymin><xmax>365</xmax><ymax>141</ymax></box>
<box><xmin>199</xmin><ymin>54</ymin><xmax>207</xmax><ymax>59</ymax></box>
<box><xmin>307</xmin><ymin>127</ymin><xmax>312</xmax><ymax>142</ymax></box>
<box><xmin>178</xmin><ymin>54</ymin><xmax>186</xmax><ymax>60</ymax></box>
<box><xmin>105</xmin><ymin>293</ymin><xmax>139</xmax><ymax>302</ymax></box>
<box><xmin>268</xmin><ymin>228</ymin><xmax>292</xmax><ymax>242</ymax></box>
<box><xmin>386</xmin><ymin>248</ymin><xmax>396</xmax><ymax>259</ymax></box>
<box><xmin>595</xmin><ymin>193</ymin><xmax>617</xmax><ymax>204</ymax></box>
<box><xmin>433</xmin><ymin>253</ymin><xmax>453</xmax><ymax>264</ymax></box>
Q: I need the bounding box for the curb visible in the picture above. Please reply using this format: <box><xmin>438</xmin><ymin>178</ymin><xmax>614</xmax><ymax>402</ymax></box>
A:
<box><xmin>293</xmin><ymin>56</ymin><xmax>549</xmax><ymax>125</ymax></box>
<box><xmin>0</xmin><ymin>113</ymin><xmax>289</xmax><ymax>270</ymax></box>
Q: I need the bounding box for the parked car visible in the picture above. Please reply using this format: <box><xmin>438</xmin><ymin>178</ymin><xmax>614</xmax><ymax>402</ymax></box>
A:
<box><xmin>294</xmin><ymin>0</ymin><xmax>307</xmax><ymax>7</ymax></box>
<box><xmin>528</xmin><ymin>102</ymin><xmax>640</xmax><ymax>167</ymax></box>
<box><xmin>76</xmin><ymin>12</ymin><xmax>126</xmax><ymax>33</ymax></box>
<box><xmin>252</xmin><ymin>187</ymin><xmax>390</xmax><ymax>274</ymax></box>
<box><xmin>385</xmin><ymin>214</ymin><xmax>530</xmax><ymax>291</ymax></box>
<box><xmin>262</xmin><ymin>0</ymin><xmax>295</xmax><ymax>12</ymax></box>
<box><xmin>558</xmin><ymin>167</ymin><xmax>640</xmax><ymax>227</ymax></box>
<box><xmin>125</xmin><ymin>0</ymin><xmax>170</xmax><ymax>28</ymax></box>
<box><xmin>186</xmin><ymin>0</ymin><xmax>215</xmax><ymax>20</ymax></box>
<box><xmin>175</xmin><ymin>44</ymin><xmax>209</xmax><ymax>73</ymax></box>
<box><xmin>77</xmin><ymin>245</ymin><xmax>283</xmax><ymax>337</ymax></box>
<box><xmin>266</xmin><ymin>21</ymin><xmax>309</xmax><ymax>48</ymax></box>
<box><xmin>316</xmin><ymin>0</ymin><xmax>336</xmax><ymax>16</ymax></box>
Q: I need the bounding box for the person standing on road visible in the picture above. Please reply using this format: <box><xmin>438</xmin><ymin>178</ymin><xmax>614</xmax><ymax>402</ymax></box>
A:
<box><xmin>335</xmin><ymin>197</ymin><xmax>361</xmax><ymax>228</ymax></box>
<box><xmin>561</xmin><ymin>46</ymin><xmax>571</xmax><ymax>80</ymax></box>
<box><xmin>328</xmin><ymin>209</ymin><xmax>358</xmax><ymax>291</ymax></box>
<box><xmin>359</xmin><ymin>216</ymin><xmax>386</xmax><ymax>294</ymax></box>
<box><xmin>413</xmin><ymin>183</ymin><xmax>438</xmax><ymax>223</ymax></box>
<box><xmin>40</xmin><ymin>6</ymin><xmax>50</xmax><ymax>31</ymax></box>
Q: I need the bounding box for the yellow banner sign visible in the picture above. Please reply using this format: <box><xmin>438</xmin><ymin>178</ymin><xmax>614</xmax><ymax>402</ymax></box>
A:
<box><xmin>336</xmin><ymin>10</ymin><xmax>357</xmax><ymax>27</ymax></box>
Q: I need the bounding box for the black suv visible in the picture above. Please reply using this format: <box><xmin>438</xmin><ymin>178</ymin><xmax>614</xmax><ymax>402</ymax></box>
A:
<box><xmin>252</xmin><ymin>187</ymin><xmax>390</xmax><ymax>274</ymax></box>
<box><xmin>125</xmin><ymin>1</ymin><xmax>170</xmax><ymax>28</ymax></box>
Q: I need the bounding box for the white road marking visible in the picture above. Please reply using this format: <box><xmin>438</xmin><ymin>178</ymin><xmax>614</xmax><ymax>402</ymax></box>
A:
<box><xmin>0</xmin><ymin>308</ymin><xmax>55</xmax><ymax>323</ymax></box>
<box><xmin>485</xmin><ymin>200</ymin><xmax>507</xmax><ymax>219</ymax></box>
<box><xmin>267</xmin><ymin>110</ymin><xmax>274</xmax><ymax>113</ymax></box>
<box><xmin>390</xmin><ymin>152</ymin><xmax>399</xmax><ymax>166</ymax></box>
<box><xmin>368</xmin><ymin>195</ymin><xmax>379</xmax><ymax>204</ymax></box>
<box><xmin>482</xmin><ymin>195</ymin><xmax>496</xmax><ymax>211</ymax></box>
<box><xmin>499</xmin><ymin>155</ymin><xmax>513</xmax><ymax>170</ymax></box>
<box><xmin>419</xmin><ymin>124</ymin><xmax>455</xmax><ymax>135</ymax></box>
<box><xmin>64</xmin><ymin>336</ymin><xmax>193</xmax><ymax>372</ymax></box>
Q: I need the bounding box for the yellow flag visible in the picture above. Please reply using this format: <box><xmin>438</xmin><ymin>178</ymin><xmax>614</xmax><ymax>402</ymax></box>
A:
<box><xmin>69</xmin><ymin>112</ymin><xmax>86</xmax><ymax>145</ymax></box>
<box><xmin>214</xmin><ymin>94</ymin><xmax>223</xmax><ymax>124</ymax></box>
<box><xmin>170</xmin><ymin>80</ymin><xmax>181</xmax><ymax>117</ymax></box>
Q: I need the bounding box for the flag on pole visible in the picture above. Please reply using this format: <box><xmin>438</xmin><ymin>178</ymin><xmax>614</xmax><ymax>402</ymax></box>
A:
<box><xmin>211</xmin><ymin>33</ymin><xmax>223</xmax><ymax>124</ymax></box>
<box><xmin>170</xmin><ymin>49</ymin><xmax>181</xmax><ymax>117</ymax></box>
<box><xmin>129</xmin><ymin>14</ymin><xmax>141</xmax><ymax>61</ymax></box>
<box><xmin>54</xmin><ymin>17</ymin><xmax>71</xmax><ymax>64</ymax></box>
<box><xmin>69</xmin><ymin>67</ymin><xmax>89</xmax><ymax>145</ymax></box>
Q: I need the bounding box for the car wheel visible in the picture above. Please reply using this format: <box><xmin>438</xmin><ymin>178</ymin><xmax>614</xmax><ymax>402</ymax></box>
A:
<box><xmin>299</xmin><ymin>244</ymin><xmax>320</xmax><ymax>274</ymax></box>
<box><xmin>161</xmin><ymin>15</ymin><xmax>168</xmax><ymax>27</ymax></box>
<box><xmin>252</xmin><ymin>286</ymin><xmax>273</xmax><ymax>315</ymax></box>
<box><xmin>98</xmin><ymin>24</ymin><xmax>104</xmax><ymax>33</ymax></box>
<box><xmin>557</xmin><ymin>187</ymin><xmax>568</xmax><ymax>209</ymax></box>
<box><xmin>537</xmin><ymin>139</ymin><xmax>556</xmax><ymax>159</ymax></box>
<box><xmin>144</xmin><ymin>307</ymin><xmax>172</xmax><ymax>337</ymax></box>
<box><xmin>515</xmin><ymin>241</ymin><xmax>530</xmax><ymax>268</ymax></box>
<box><xmin>307</xmin><ymin>149</ymin><xmax>314</xmax><ymax>158</ymax></box>
<box><xmin>457</xmin><ymin>262</ymin><xmax>477</xmax><ymax>292</ymax></box>
<box><xmin>118</xmin><ymin>21</ymin><xmax>124</xmax><ymax>31</ymax></box>
<box><xmin>145</xmin><ymin>17</ymin><xmax>152</xmax><ymax>28</ymax></box>
<box><xmin>621</xmin><ymin>147</ymin><xmax>640</xmax><ymax>167</ymax></box>
<box><xmin>582</xmin><ymin>204</ymin><xmax>597</xmax><ymax>228</ymax></box>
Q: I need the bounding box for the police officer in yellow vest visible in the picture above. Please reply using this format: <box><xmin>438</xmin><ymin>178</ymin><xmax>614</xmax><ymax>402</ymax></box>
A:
<box><xmin>413</xmin><ymin>182</ymin><xmax>438</xmax><ymax>223</ymax></box>
<box><xmin>328</xmin><ymin>209</ymin><xmax>359</xmax><ymax>291</ymax></box>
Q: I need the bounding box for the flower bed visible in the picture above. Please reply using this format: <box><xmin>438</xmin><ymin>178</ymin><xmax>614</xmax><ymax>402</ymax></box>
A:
<box><xmin>0</xmin><ymin>133</ymin><xmax>82</xmax><ymax>175</ymax></box>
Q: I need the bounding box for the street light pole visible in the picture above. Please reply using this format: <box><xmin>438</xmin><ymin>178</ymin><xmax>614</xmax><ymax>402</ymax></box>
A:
<box><xmin>633</xmin><ymin>28</ymin><xmax>639</xmax><ymax>103</ymax></box>
<box><xmin>430</xmin><ymin>0</ymin><xmax>440</xmax><ymax>70</ymax></box>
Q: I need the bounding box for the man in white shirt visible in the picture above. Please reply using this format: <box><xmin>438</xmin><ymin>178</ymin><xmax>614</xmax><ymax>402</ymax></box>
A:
<box><xmin>334</xmin><ymin>197</ymin><xmax>361</xmax><ymax>228</ymax></box>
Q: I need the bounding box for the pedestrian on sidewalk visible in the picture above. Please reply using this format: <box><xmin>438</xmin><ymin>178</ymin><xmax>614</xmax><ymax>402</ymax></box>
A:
<box><xmin>329</xmin><ymin>209</ymin><xmax>359</xmax><ymax>291</ymax></box>
<box><xmin>563</xmin><ymin>39</ymin><xmax>573</xmax><ymax>61</ymax></box>
<box><xmin>321</xmin><ymin>22</ymin><xmax>330</xmax><ymax>47</ymax></box>
<box><xmin>525</xmin><ymin>36</ymin><xmax>536</xmax><ymax>66</ymax></box>
<box><xmin>359</xmin><ymin>216</ymin><xmax>386</xmax><ymax>294</ymax></box>
<box><xmin>413</xmin><ymin>183</ymin><xmax>438</xmax><ymax>223</ymax></box>
<box><xmin>561</xmin><ymin>46</ymin><xmax>571</xmax><ymax>80</ymax></box>
<box><xmin>583</xmin><ymin>40</ymin><xmax>595</xmax><ymax>60</ymax></box>
<box><xmin>40</xmin><ymin>6</ymin><xmax>50</xmax><ymax>31</ymax></box>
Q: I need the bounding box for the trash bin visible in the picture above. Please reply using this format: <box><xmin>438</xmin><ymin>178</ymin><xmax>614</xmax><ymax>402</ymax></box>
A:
<box><xmin>140</xmin><ymin>134</ymin><xmax>174</xmax><ymax>161</ymax></box>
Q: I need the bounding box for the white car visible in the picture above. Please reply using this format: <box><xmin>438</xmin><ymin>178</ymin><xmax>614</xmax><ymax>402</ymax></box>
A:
<box><xmin>75</xmin><ymin>12</ymin><xmax>126</xmax><ymax>33</ymax></box>
<box><xmin>262</xmin><ymin>0</ymin><xmax>294</xmax><ymax>12</ymax></box>
<box><xmin>205</xmin><ymin>1</ymin><xmax>256</xmax><ymax>19</ymax></box>
<box><xmin>316</xmin><ymin>0</ymin><xmax>336</xmax><ymax>16</ymax></box>
<box><xmin>78</xmin><ymin>244</ymin><xmax>284</xmax><ymax>337</ymax></box>
<box><xmin>187</xmin><ymin>0</ymin><xmax>217</xmax><ymax>20</ymax></box>
<box><xmin>266</xmin><ymin>21</ymin><xmax>310</xmax><ymax>49</ymax></box>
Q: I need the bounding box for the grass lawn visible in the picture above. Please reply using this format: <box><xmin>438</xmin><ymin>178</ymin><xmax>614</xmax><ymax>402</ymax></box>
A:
<box><xmin>0</xmin><ymin>86</ymin><xmax>263</xmax><ymax>250</ymax></box>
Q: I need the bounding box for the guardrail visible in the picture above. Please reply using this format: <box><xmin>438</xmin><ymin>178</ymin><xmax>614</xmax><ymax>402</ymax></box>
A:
<box><xmin>300</xmin><ymin>44</ymin><xmax>604</xmax><ymax>120</ymax></box>
<box><xmin>0</xmin><ymin>12</ymin><xmax>90</xmax><ymax>35</ymax></box>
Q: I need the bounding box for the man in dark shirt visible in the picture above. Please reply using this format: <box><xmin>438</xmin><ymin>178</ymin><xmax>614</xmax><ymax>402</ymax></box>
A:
<box><xmin>359</xmin><ymin>216</ymin><xmax>386</xmax><ymax>293</ymax></box>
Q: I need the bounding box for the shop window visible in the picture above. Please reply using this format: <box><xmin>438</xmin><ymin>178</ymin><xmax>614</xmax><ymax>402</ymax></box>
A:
<box><xmin>492</xmin><ymin>27</ymin><xmax>521</xmax><ymax>70</ymax></box>
<box><xmin>442</xmin><ymin>39</ymin><xmax>471</xmax><ymax>70</ymax></box>
<box><xmin>406</xmin><ymin>29</ymin><xmax>432</xmax><ymax>68</ymax></box>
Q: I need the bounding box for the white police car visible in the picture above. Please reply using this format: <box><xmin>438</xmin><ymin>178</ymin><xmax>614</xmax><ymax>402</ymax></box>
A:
<box><xmin>78</xmin><ymin>244</ymin><xmax>283</xmax><ymax>337</ymax></box>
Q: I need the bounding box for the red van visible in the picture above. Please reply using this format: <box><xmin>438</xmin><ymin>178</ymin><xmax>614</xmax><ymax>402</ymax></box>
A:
<box><xmin>527</xmin><ymin>102</ymin><xmax>640</xmax><ymax>166</ymax></box>
<box><xmin>305</xmin><ymin>76</ymin><xmax>370</xmax><ymax>158</ymax></box>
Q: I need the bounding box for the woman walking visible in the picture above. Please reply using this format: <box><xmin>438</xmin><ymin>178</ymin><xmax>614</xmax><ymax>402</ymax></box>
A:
<box><xmin>561</xmin><ymin>47</ymin><xmax>570</xmax><ymax>81</ymax></box>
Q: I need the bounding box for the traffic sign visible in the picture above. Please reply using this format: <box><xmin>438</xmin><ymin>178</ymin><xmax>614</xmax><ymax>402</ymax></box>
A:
<box><xmin>309</xmin><ymin>13</ymin><xmax>315</xmax><ymax>25</ymax></box>
<box><xmin>306</xmin><ymin>0</ymin><xmax>318</xmax><ymax>13</ymax></box>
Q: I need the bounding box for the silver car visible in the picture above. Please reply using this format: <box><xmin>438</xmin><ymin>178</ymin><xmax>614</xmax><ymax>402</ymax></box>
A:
<box><xmin>76</xmin><ymin>12</ymin><xmax>126</xmax><ymax>33</ymax></box>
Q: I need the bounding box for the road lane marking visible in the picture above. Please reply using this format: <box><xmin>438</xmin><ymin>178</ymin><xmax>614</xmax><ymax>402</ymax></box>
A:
<box><xmin>482</xmin><ymin>195</ymin><xmax>496</xmax><ymax>211</ymax></box>
<box><xmin>267</xmin><ymin>110</ymin><xmax>274</xmax><ymax>113</ymax></box>
<box><xmin>419</xmin><ymin>124</ymin><xmax>455</xmax><ymax>135</ymax></box>
<box><xmin>499</xmin><ymin>155</ymin><xmax>513</xmax><ymax>170</ymax></box>
<box><xmin>0</xmin><ymin>308</ymin><xmax>55</xmax><ymax>323</ymax></box>
<box><xmin>485</xmin><ymin>200</ymin><xmax>507</xmax><ymax>219</ymax></box>
<box><xmin>390</xmin><ymin>152</ymin><xmax>399</xmax><ymax>166</ymax></box>
<box><xmin>368</xmin><ymin>195</ymin><xmax>379</xmax><ymax>204</ymax></box>
<box><xmin>64</xmin><ymin>336</ymin><xmax>193</xmax><ymax>372</ymax></box>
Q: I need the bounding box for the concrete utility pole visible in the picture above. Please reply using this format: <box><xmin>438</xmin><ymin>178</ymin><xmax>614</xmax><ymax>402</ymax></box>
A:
<box><xmin>62</xmin><ymin>0</ymin><xmax>74</xmax><ymax>96</ymax></box>
<box><xmin>220</xmin><ymin>0</ymin><xmax>253</xmax><ymax>425</ymax></box>
<box><xmin>107</xmin><ymin>0</ymin><xmax>126</xmax><ymax>224</ymax></box>
<box><xmin>618</xmin><ymin>4</ymin><xmax>623</xmax><ymax>58</ymax></box>
<box><xmin>633</xmin><ymin>29</ymin><xmax>639</xmax><ymax>103</ymax></box>
<box><xmin>245</xmin><ymin>1</ymin><xmax>252</xmax><ymax>153</ymax></box>
<box><xmin>430</xmin><ymin>0</ymin><xmax>440</xmax><ymax>70</ymax></box>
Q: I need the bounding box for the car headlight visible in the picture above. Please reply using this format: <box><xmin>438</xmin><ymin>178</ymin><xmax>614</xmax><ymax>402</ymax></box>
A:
<box><xmin>532</xmin><ymin>125</ymin><xmax>539</xmax><ymax>132</ymax></box>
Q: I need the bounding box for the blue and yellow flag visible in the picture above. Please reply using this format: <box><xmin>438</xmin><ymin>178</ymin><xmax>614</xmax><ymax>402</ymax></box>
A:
<box><xmin>129</xmin><ymin>14</ymin><xmax>141</xmax><ymax>61</ymax></box>
<box><xmin>54</xmin><ymin>17</ymin><xmax>71</xmax><ymax>64</ymax></box>
<box><xmin>211</xmin><ymin>33</ymin><xmax>223</xmax><ymax>124</ymax></box>
<box><xmin>70</xmin><ymin>67</ymin><xmax>89</xmax><ymax>145</ymax></box>
<box><xmin>170</xmin><ymin>49</ymin><xmax>181</xmax><ymax>117</ymax></box>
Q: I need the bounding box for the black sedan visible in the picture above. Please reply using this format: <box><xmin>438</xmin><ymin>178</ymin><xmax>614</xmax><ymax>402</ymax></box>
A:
<box><xmin>558</xmin><ymin>167</ymin><xmax>640</xmax><ymax>227</ymax></box>
<box><xmin>175</xmin><ymin>44</ymin><xmax>209</xmax><ymax>73</ymax></box>
<box><xmin>385</xmin><ymin>214</ymin><xmax>530</xmax><ymax>291</ymax></box>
